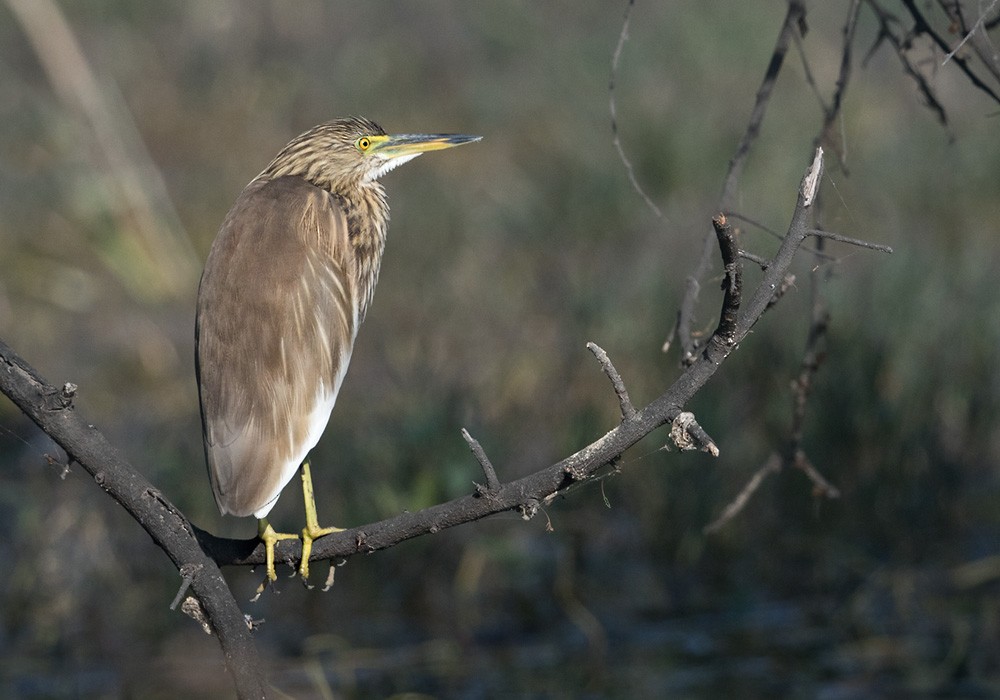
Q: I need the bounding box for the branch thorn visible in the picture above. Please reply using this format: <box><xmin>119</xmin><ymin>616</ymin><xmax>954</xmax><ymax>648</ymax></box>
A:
<box><xmin>586</xmin><ymin>342</ymin><xmax>636</xmax><ymax>420</ymax></box>
<box><xmin>462</xmin><ymin>428</ymin><xmax>501</xmax><ymax>493</ymax></box>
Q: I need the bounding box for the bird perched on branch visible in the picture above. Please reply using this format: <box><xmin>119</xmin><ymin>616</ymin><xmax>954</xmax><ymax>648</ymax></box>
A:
<box><xmin>196</xmin><ymin>117</ymin><xmax>480</xmax><ymax>583</ymax></box>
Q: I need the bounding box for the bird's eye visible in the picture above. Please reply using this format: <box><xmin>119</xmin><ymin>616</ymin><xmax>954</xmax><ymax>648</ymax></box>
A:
<box><xmin>356</xmin><ymin>137</ymin><xmax>372</xmax><ymax>152</ymax></box>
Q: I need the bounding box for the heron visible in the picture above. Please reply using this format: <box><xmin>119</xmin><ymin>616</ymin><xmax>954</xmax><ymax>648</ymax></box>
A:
<box><xmin>195</xmin><ymin>117</ymin><xmax>480</xmax><ymax>583</ymax></box>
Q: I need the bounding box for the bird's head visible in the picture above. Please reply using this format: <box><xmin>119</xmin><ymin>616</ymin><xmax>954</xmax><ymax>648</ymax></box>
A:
<box><xmin>261</xmin><ymin>117</ymin><xmax>481</xmax><ymax>193</ymax></box>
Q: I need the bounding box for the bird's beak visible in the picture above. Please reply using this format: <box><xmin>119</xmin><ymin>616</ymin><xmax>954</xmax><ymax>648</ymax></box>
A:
<box><xmin>371</xmin><ymin>133</ymin><xmax>482</xmax><ymax>159</ymax></box>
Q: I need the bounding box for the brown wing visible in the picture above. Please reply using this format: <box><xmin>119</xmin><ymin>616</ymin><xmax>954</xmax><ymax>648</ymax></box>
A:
<box><xmin>196</xmin><ymin>176</ymin><xmax>358</xmax><ymax>518</ymax></box>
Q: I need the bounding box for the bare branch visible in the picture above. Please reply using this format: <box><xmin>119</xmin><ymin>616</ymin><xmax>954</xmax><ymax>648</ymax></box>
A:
<box><xmin>818</xmin><ymin>0</ymin><xmax>862</xmax><ymax>172</ymax></box>
<box><xmin>941</xmin><ymin>0</ymin><xmax>1000</xmax><ymax>86</ymax></box>
<box><xmin>712</xmin><ymin>214</ymin><xmax>742</xmax><ymax>344</ymax></box>
<box><xmin>586</xmin><ymin>342</ymin><xmax>636</xmax><ymax>420</ymax></box>
<box><xmin>898</xmin><ymin>0</ymin><xmax>1000</xmax><ymax>104</ymax></box>
<box><xmin>793</xmin><ymin>449</ymin><xmax>841</xmax><ymax>500</ymax></box>
<box><xmin>738</xmin><ymin>249</ymin><xmax>770</xmax><ymax>269</ymax></box>
<box><xmin>808</xmin><ymin>228</ymin><xmax>894</xmax><ymax>252</ymax></box>
<box><xmin>720</xmin><ymin>1</ymin><xmax>808</xmax><ymax>211</ymax></box>
<box><xmin>704</xmin><ymin>453</ymin><xmax>782</xmax><ymax>534</ymax></box>
<box><xmin>609</xmin><ymin>0</ymin><xmax>664</xmax><ymax>219</ymax></box>
<box><xmin>462</xmin><ymin>428</ymin><xmax>501</xmax><ymax>494</ymax></box>
<box><xmin>941</xmin><ymin>0</ymin><xmax>1000</xmax><ymax>64</ymax></box>
<box><xmin>0</xmin><ymin>339</ymin><xmax>266</xmax><ymax>700</ymax></box>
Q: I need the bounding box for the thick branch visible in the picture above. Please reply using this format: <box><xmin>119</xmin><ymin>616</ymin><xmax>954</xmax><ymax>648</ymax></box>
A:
<box><xmin>0</xmin><ymin>340</ymin><xmax>266</xmax><ymax>700</ymax></box>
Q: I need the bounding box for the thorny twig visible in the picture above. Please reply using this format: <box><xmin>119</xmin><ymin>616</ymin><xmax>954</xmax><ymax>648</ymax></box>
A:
<box><xmin>587</xmin><ymin>342</ymin><xmax>637</xmax><ymax>420</ymax></box>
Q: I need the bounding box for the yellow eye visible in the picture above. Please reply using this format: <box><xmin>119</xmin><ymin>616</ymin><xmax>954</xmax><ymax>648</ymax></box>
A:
<box><xmin>356</xmin><ymin>137</ymin><xmax>372</xmax><ymax>152</ymax></box>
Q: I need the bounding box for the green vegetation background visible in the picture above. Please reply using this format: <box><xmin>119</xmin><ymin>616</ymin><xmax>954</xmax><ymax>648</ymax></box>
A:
<box><xmin>1</xmin><ymin>2</ymin><xmax>998</xmax><ymax>697</ymax></box>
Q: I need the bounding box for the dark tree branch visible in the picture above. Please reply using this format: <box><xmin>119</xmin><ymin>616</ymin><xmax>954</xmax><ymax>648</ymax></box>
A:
<box><xmin>720</xmin><ymin>1</ymin><xmax>808</xmax><ymax>212</ymax></box>
<box><xmin>898</xmin><ymin>0</ymin><xmax>1000</xmax><ymax>104</ymax></box>
<box><xmin>819</xmin><ymin>0</ymin><xmax>862</xmax><ymax>173</ymax></box>
<box><xmin>862</xmin><ymin>0</ymin><xmax>1000</xmax><ymax>127</ymax></box>
<box><xmin>704</xmin><ymin>2</ymin><xmax>870</xmax><ymax>531</ymax></box>
<box><xmin>738</xmin><ymin>249</ymin><xmax>771</xmax><ymax>268</ymax></box>
<box><xmin>865</xmin><ymin>0</ymin><xmax>950</xmax><ymax>127</ymax></box>
<box><xmin>785</xmin><ymin>233</ymin><xmax>841</xmax><ymax>502</ymax></box>
<box><xmin>942</xmin><ymin>0</ymin><xmax>1000</xmax><ymax>86</ymax></box>
<box><xmin>712</xmin><ymin>214</ymin><xmax>741</xmax><ymax>345</ymax></box>
<box><xmin>676</xmin><ymin>0</ymin><xmax>807</xmax><ymax>362</ymax></box>
<box><xmin>0</xmin><ymin>339</ymin><xmax>266</xmax><ymax>700</ymax></box>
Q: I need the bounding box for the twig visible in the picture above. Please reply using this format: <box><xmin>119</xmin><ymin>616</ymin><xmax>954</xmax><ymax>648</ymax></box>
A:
<box><xmin>704</xmin><ymin>453</ymin><xmax>782</xmax><ymax>533</ymax></box>
<box><xmin>170</xmin><ymin>563</ymin><xmax>200</xmax><ymax>610</ymax></box>
<box><xmin>793</xmin><ymin>449</ymin><xmax>841</xmax><ymax>499</ymax></box>
<box><xmin>864</xmin><ymin>0</ymin><xmax>949</xmax><ymax>125</ymax></box>
<box><xmin>941</xmin><ymin>0</ymin><xmax>1000</xmax><ymax>86</ymax></box>
<box><xmin>808</xmin><ymin>228</ymin><xmax>894</xmax><ymax>253</ymax></box>
<box><xmin>726</xmin><ymin>211</ymin><xmax>783</xmax><ymax>241</ymax></box>
<box><xmin>712</xmin><ymin>214</ymin><xmax>741</xmax><ymax>344</ymax></box>
<box><xmin>786</xmin><ymin>232</ymin><xmax>840</xmax><ymax>503</ymax></box>
<box><xmin>818</xmin><ymin>0</ymin><xmax>862</xmax><ymax>173</ymax></box>
<box><xmin>728</xmin><ymin>212</ymin><xmax>840</xmax><ymax>263</ymax></box>
<box><xmin>738</xmin><ymin>250</ymin><xmax>770</xmax><ymax>269</ymax></box>
<box><xmin>462</xmin><ymin>428</ymin><xmax>501</xmax><ymax>493</ymax></box>
<box><xmin>586</xmin><ymin>342</ymin><xmax>636</xmax><ymax>420</ymax></box>
<box><xmin>898</xmin><ymin>0</ymin><xmax>1000</xmax><ymax>104</ymax></box>
<box><xmin>609</xmin><ymin>0</ymin><xmax>664</xmax><ymax>219</ymax></box>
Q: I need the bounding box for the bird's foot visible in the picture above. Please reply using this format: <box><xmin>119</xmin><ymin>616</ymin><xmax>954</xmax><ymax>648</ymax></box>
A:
<box><xmin>299</xmin><ymin>522</ymin><xmax>344</xmax><ymax>583</ymax></box>
<box><xmin>297</xmin><ymin>459</ymin><xmax>344</xmax><ymax>584</ymax></box>
<box><xmin>258</xmin><ymin>519</ymin><xmax>299</xmax><ymax>583</ymax></box>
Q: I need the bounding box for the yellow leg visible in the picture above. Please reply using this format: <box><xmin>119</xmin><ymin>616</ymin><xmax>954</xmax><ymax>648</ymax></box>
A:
<box><xmin>257</xmin><ymin>518</ymin><xmax>299</xmax><ymax>582</ymax></box>
<box><xmin>298</xmin><ymin>460</ymin><xmax>343</xmax><ymax>581</ymax></box>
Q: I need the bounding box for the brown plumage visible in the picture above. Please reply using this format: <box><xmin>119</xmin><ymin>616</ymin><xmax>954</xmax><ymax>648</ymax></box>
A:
<box><xmin>196</xmin><ymin>118</ymin><xmax>479</xmax><ymax>528</ymax></box>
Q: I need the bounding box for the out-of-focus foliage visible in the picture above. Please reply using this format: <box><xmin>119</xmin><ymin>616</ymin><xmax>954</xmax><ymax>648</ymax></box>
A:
<box><xmin>1</xmin><ymin>1</ymin><xmax>999</xmax><ymax>697</ymax></box>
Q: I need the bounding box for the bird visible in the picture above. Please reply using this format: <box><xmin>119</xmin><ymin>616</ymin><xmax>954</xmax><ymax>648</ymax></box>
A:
<box><xmin>195</xmin><ymin>117</ymin><xmax>480</xmax><ymax>583</ymax></box>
